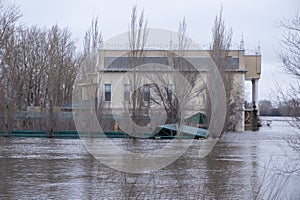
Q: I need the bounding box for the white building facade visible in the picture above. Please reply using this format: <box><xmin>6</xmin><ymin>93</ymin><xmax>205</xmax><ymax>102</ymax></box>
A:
<box><xmin>80</xmin><ymin>49</ymin><xmax>261</xmax><ymax>132</ymax></box>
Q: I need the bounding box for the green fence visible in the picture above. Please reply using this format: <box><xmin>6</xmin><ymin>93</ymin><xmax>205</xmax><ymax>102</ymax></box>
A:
<box><xmin>0</xmin><ymin>130</ymin><xmax>129</xmax><ymax>139</ymax></box>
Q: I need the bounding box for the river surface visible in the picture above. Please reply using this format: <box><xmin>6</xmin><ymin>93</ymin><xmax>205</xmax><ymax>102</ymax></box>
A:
<box><xmin>0</xmin><ymin>117</ymin><xmax>299</xmax><ymax>199</ymax></box>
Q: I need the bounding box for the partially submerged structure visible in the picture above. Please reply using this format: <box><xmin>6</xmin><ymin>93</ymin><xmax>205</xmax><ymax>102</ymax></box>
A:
<box><xmin>79</xmin><ymin>46</ymin><xmax>261</xmax><ymax>132</ymax></box>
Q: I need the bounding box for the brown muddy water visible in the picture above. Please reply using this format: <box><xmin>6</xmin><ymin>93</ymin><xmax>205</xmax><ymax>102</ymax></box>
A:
<box><xmin>0</xmin><ymin>117</ymin><xmax>299</xmax><ymax>199</ymax></box>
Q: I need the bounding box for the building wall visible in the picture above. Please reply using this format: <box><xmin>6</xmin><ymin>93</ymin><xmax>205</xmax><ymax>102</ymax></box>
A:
<box><xmin>98</xmin><ymin>71</ymin><xmax>208</xmax><ymax>115</ymax></box>
<box><xmin>79</xmin><ymin>49</ymin><xmax>262</xmax><ymax>132</ymax></box>
<box><xmin>244</xmin><ymin>55</ymin><xmax>261</xmax><ymax>80</ymax></box>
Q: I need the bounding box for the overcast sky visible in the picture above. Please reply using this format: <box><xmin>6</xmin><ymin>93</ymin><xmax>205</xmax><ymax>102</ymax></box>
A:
<box><xmin>3</xmin><ymin>0</ymin><xmax>300</xmax><ymax>102</ymax></box>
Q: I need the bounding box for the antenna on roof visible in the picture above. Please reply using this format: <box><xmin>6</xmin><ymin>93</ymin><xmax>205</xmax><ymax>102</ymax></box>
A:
<box><xmin>240</xmin><ymin>34</ymin><xmax>245</xmax><ymax>50</ymax></box>
<box><xmin>169</xmin><ymin>34</ymin><xmax>173</xmax><ymax>50</ymax></box>
<box><xmin>257</xmin><ymin>41</ymin><xmax>261</xmax><ymax>55</ymax></box>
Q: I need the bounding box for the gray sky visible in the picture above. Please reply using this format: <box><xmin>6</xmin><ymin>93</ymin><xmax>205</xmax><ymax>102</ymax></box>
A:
<box><xmin>3</xmin><ymin>0</ymin><xmax>300</xmax><ymax>102</ymax></box>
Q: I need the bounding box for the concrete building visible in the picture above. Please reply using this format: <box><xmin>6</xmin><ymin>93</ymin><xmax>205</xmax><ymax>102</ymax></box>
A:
<box><xmin>79</xmin><ymin>47</ymin><xmax>261</xmax><ymax>132</ymax></box>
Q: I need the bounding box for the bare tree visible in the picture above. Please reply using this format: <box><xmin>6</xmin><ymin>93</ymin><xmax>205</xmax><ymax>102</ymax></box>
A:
<box><xmin>80</xmin><ymin>17</ymin><xmax>111</xmax><ymax>131</ymax></box>
<box><xmin>210</xmin><ymin>7</ymin><xmax>242</xmax><ymax>133</ymax></box>
<box><xmin>140</xmin><ymin>18</ymin><xmax>209</xmax><ymax>139</ymax></box>
<box><xmin>16</xmin><ymin>26</ymin><xmax>77</xmax><ymax>131</ymax></box>
<box><xmin>0</xmin><ymin>2</ymin><xmax>79</xmax><ymax>133</ymax></box>
<box><xmin>149</xmin><ymin>18</ymin><xmax>204</xmax><ymax>123</ymax></box>
<box><xmin>127</xmin><ymin>5</ymin><xmax>149</xmax><ymax>128</ymax></box>
<box><xmin>146</xmin><ymin>18</ymin><xmax>189</xmax><ymax>125</ymax></box>
<box><xmin>277</xmin><ymin>13</ymin><xmax>300</xmax><ymax>129</ymax></box>
<box><xmin>275</xmin><ymin>14</ymin><xmax>300</xmax><ymax>175</ymax></box>
<box><xmin>0</xmin><ymin>3</ymin><xmax>20</xmax><ymax>134</ymax></box>
<box><xmin>176</xmin><ymin>17</ymin><xmax>208</xmax><ymax>128</ymax></box>
<box><xmin>80</xmin><ymin>16</ymin><xmax>103</xmax><ymax>97</ymax></box>
<box><xmin>41</xmin><ymin>25</ymin><xmax>78</xmax><ymax>136</ymax></box>
<box><xmin>0</xmin><ymin>3</ymin><xmax>20</xmax><ymax>48</ymax></box>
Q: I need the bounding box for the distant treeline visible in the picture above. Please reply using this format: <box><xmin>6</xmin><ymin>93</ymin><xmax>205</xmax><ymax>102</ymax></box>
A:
<box><xmin>258</xmin><ymin>100</ymin><xmax>300</xmax><ymax>117</ymax></box>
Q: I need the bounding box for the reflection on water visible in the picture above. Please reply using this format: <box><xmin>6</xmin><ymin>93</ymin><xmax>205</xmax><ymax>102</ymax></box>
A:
<box><xmin>0</xmin><ymin>117</ymin><xmax>299</xmax><ymax>199</ymax></box>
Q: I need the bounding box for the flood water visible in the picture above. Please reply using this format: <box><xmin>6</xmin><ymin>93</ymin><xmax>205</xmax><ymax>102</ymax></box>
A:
<box><xmin>0</xmin><ymin>117</ymin><xmax>299</xmax><ymax>199</ymax></box>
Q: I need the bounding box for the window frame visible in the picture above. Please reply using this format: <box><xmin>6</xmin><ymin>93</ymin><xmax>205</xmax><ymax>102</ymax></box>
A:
<box><xmin>143</xmin><ymin>84</ymin><xmax>150</xmax><ymax>102</ymax></box>
<box><xmin>123</xmin><ymin>84</ymin><xmax>131</xmax><ymax>102</ymax></box>
<box><xmin>166</xmin><ymin>84</ymin><xmax>173</xmax><ymax>102</ymax></box>
<box><xmin>104</xmin><ymin>83</ymin><xmax>112</xmax><ymax>102</ymax></box>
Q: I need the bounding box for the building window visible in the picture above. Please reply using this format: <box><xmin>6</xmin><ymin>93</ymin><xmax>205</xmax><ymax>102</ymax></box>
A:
<box><xmin>166</xmin><ymin>84</ymin><xmax>173</xmax><ymax>102</ymax></box>
<box><xmin>143</xmin><ymin>84</ymin><xmax>150</xmax><ymax>102</ymax></box>
<box><xmin>104</xmin><ymin>84</ymin><xmax>111</xmax><ymax>102</ymax></box>
<box><xmin>124</xmin><ymin>84</ymin><xmax>131</xmax><ymax>101</ymax></box>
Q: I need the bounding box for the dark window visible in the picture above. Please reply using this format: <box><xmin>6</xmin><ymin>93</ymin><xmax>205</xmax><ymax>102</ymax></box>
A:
<box><xmin>166</xmin><ymin>84</ymin><xmax>173</xmax><ymax>102</ymax></box>
<box><xmin>104</xmin><ymin>84</ymin><xmax>111</xmax><ymax>102</ymax></box>
<box><xmin>143</xmin><ymin>84</ymin><xmax>150</xmax><ymax>102</ymax></box>
<box><xmin>124</xmin><ymin>84</ymin><xmax>131</xmax><ymax>101</ymax></box>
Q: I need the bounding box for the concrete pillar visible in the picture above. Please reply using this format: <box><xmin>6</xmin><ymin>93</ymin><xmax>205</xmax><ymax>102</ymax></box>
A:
<box><xmin>251</xmin><ymin>79</ymin><xmax>259</xmax><ymax>109</ymax></box>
